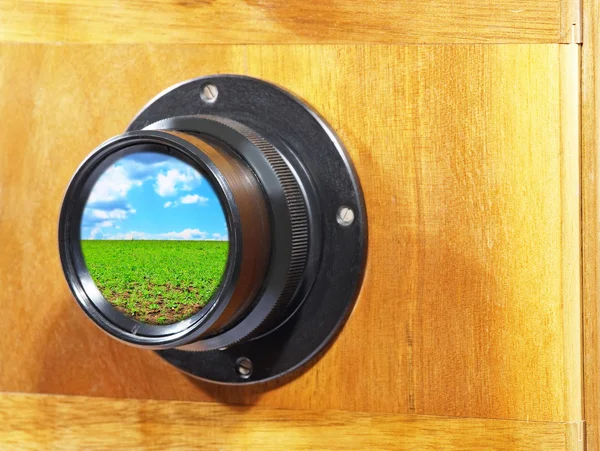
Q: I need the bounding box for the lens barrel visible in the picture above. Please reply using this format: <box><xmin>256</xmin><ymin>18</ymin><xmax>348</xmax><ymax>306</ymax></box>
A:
<box><xmin>60</xmin><ymin>116</ymin><xmax>310</xmax><ymax>351</ymax></box>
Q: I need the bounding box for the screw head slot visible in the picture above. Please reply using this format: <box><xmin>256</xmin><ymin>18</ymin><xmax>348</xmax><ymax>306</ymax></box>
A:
<box><xmin>235</xmin><ymin>357</ymin><xmax>253</xmax><ymax>379</ymax></box>
<box><xmin>336</xmin><ymin>206</ymin><xmax>355</xmax><ymax>227</ymax></box>
<box><xmin>200</xmin><ymin>84</ymin><xmax>218</xmax><ymax>104</ymax></box>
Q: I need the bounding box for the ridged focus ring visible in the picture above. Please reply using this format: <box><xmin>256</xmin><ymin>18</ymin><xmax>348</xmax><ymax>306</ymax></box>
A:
<box><xmin>203</xmin><ymin>117</ymin><xmax>309</xmax><ymax>330</ymax></box>
<box><xmin>135</xmin><ymin>114</ymin><xmax>313</xmax><ymax>349</ymax></box>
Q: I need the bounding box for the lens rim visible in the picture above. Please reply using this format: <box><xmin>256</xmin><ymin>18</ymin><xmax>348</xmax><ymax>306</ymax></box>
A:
<box><xmin>59</xmin><ymin>132</ymin><xmax>247</xmax><ymax>348</ymax></box>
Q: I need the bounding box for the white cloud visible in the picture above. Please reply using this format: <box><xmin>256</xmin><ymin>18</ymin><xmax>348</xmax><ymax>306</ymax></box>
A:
<box><xmin>104</xmin><ymin>231</ymin><xmax>149</xmax><ymax>240</ymax></box>
<box><xmin>155</xmin><ymin>169</ymin><xmax>200</xmax><ymax>197</ymax></box>
<box><xmin>88</xmin><ymin>166</ymin><xmax>142</xmax><ymax>204</ymax></box>
<box><xmin>161</xmin><ymin>229</ymin><xmax>208</xmax><ymax>240</ymax></box>
<box><xmin>120</xmin><ymin>159</ymin><xmax>167</xmax><ymax>181</ymax></box>
<box><xmin>104</xmin><ymin>228</ymin><xmax>211</xmax><ymax>241</ymax></box>
<box><xmin>84</xmin><ymin>155</ymin><xmax>206</xmax><ymax>239</ymax></box>
<box><xmin>162</xmin><ymin>194</ymin><xmax>208</xmax><ymax>208</ymax></box>
<box><xmin>83</xmin><ymin>205</ymin><xmax>136</xmax><ymax>240</ymax></box>
<box><xmin>180</xmin><ymin>194</ymin><xmax>209</xmax><ymax>205</ymax></box>
<box><xmin>211</xmin><ymin>232</ymin><xmax>228</xmax><ymax>241</ymax></box>
<box><xmin>88</xmin><ymin>221</ymin><xmax>115</xmax><ymax>239</ymax></box>
<box><xmin>88</xmin><ymin>207</ymin><xmax>134</xmax><ymax>220</ymax></box>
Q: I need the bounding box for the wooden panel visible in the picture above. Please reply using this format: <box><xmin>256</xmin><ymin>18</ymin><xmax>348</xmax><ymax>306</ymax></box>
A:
<box><xmin>582</xmin><ymin>0</ymin><xmax>600</xmax><ymax>448</ymax></box>
<box><xmin>0</xmin><ymin>393</ymin><xmax>584</xmax><ymax>450</ymax></box>
<box><xmin>0</xmin><ymin>0</ymin><xmax>565</xmax><ymax>44</ymax></box>
<box><xmin>0</xmin><ymin>43</ymin><xmax>580</xmax><ymax>423</ymax></box>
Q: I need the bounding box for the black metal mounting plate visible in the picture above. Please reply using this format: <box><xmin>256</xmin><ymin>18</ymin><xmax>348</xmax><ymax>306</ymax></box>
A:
<box><xmin>127</xmin><ymin>75</ymin><xmax>367</xmax><ymax>385</ymax></box>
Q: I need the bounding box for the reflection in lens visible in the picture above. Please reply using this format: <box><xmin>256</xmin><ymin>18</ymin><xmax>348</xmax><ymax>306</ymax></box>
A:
<box><xmin>81</xmin><ymin>152</ymin><xmax>229</xmax><ymax>325</ymax></box>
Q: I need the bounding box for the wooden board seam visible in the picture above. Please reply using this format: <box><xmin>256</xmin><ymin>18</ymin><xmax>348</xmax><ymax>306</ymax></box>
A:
<box><xmin>581</xmin><ymin>0</ymin><xmax>600</xmax><ymax>448</ymax></box>
<box><xmin>1</xmin><ymin>392</ymin><xmax>589</xmax><ymax>427</ymax></box>
<box><xmin>0</xmin><ymin>0</ymin><xmax>563</xmax><ymax>44</ymax></box>
<box><xmin>0</xmin><ymin>392</ymin><xmax>589</xmax><ymax>425</ymax></box>
<box><xmin>0</xmin><ymin>393</ymin><xmax>585</xmax><ymax>450</ymax></box>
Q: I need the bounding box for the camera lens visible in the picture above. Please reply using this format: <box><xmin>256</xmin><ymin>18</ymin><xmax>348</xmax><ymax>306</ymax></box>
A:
<box><xmin>59</xmin><ymin>75</ymin><xmax>367</xmax><ymax>383</ymax></box>
<box><xmin>60</xmin><ymin>118</ymin><xmax>308</xmax><ymax>351</ymax></box>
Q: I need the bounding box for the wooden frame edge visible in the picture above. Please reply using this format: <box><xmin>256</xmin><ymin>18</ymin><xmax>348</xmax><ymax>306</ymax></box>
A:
<box><xmin>561</xmin><ymin>42</ymin><xmax>583</xmax><ymax>425</ymax></box>
<box><xmin>582</xmin><ymin>0</ymin><xmax>599</xmax><ymax>449</ymax></box>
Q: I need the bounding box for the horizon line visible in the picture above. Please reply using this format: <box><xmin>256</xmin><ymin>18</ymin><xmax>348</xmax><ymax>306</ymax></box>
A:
<box><xmin>81</xmin><ymin>239</ymin><xmax>229</xmax><ymax>242</ymax></box>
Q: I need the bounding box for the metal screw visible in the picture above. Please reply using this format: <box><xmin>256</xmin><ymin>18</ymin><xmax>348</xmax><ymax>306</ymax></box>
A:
<box><xmin>336</xmin><ymin>206</ymin><xmax>355</xmax><ymax>227</ymax></box>
<box><xmin>235</xmin><ymin>357</ymin><xmax>253</xmax><ymax>379</ymax></box>
<box><xmin>200</xmin><ymin>84</ymin><xmax>218</xmax><ymax>104</ymax></box>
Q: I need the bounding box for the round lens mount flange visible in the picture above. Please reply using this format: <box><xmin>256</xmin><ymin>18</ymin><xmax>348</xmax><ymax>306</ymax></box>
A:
<box><xmin>60</xmin><ymin>74</ymin><xmax>367</xmax><ymax>385</ymax></box>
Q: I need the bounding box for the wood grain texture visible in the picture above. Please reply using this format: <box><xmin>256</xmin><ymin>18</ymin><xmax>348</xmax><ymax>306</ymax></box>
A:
<box><xmin>559</xmin><ymin>43</ymin><xmax>582</xmax><ymax>425</ymax></box>
<box><xmin>0</xmin><ymin>44</ymin><xmax>581</xmax><ymax>423</ymax></box>
<box><xmin>0</xmin><ymin>0</ymin><xmax>565</xmax><ymax>44</ymax></box>
<box><xmin>560</xmin><ymin>0</ymin><xmax>582</xmax><ymax>43</ymax></box>
<box><xmin>0</xmin><ymin>393</ymin><xmax>584</xmax><ymax>451</ymax></box>
<box><xmin>582</xmin><ymin>0</ymin><xmax>600</xmax><ymax>448</ymax></box>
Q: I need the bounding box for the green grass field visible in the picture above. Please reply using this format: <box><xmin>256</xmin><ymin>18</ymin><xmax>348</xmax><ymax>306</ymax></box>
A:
<box><xmin>81</xmin><ymin>240</ymin><xmax>229</xmax><ymax>325</ymax></box>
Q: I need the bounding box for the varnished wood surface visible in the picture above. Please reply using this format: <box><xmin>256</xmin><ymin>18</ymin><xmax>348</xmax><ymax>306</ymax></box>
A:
<box><xmin>0</xmin><ymin>0</ymin><xmax>567</xmax><ymax>44</ymax></box>
<box><xmin>582</xmin><ymin>0</ymin><xmax>600</xmax><ymax>449</ymax></box>
<box><xmin>0</xmin><ymin>43</ymin><xmax>581</xmax><ymax>424</ymax></box>
<box><xmin>559</xmin><ymin>43</ymin><xmax>582</xmax><ymax>424</ymax></box>
<box><xmin>0</xmin><ymin>393</ymin><xmax>584</xmax><ymax>450</ymax></box>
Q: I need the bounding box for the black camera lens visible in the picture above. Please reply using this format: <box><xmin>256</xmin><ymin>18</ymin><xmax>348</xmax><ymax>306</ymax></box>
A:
<box><xmin>60</xmin><ymin>118</ymin><xmax>309</xmax><ymax>351</ymax></box>
<box><xmin>59</xmin><ymin>75</ymin><xmax>366</xmax><ymax>384</ymax></box>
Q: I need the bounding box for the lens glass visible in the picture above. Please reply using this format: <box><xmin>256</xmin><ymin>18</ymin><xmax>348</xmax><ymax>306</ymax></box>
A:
<box><xmin>80</xmin><ymin>151</ymin><xmax>229</xmax><ymax>325</ymax></box>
